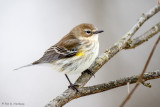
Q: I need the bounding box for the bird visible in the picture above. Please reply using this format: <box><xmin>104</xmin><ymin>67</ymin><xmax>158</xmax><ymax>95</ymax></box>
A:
<box><xmin>15</xmin><ymin>23</ymin><xmax>104</xmax><ymax>91</ymax></box>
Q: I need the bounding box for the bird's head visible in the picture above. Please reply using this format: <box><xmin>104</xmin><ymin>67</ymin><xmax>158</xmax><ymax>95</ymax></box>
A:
<box><xmin>70</xmin><ymin>23</ymin><xmax>103</xmax><ymax>41</ymax></box>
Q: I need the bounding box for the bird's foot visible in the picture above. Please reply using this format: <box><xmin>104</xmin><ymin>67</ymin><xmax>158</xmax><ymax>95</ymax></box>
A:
<box><xmin>68</xmin><ymin>83</ymin><xmax>79</xmax><ymax>92</ymax></box>
<box><xmin>65</xmin><ymin>74</ymin><xmax>79</xmax><ymax>92</ymax></box>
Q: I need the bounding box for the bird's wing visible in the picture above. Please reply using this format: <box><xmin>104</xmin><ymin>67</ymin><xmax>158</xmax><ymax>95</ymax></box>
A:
<box><xmin>32</xmin><ymin>39</ymin><xmax>80</xmax><ymax>64</ymax></box>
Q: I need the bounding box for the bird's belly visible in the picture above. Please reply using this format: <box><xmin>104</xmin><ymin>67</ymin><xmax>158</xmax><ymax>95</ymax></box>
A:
<box><xmin>52</xmin><ymin>48</ymin><xmax>98</xmax><ymax>75</ymax></box>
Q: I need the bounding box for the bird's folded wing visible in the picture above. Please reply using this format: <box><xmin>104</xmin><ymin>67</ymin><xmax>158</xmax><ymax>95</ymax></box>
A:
<box><xmin>33</xmin><ymin>39</ymin><xmax>80</xmax><ymax>64</ymax></box>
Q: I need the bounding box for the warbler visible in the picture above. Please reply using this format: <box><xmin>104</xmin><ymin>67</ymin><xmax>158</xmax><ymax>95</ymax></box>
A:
<box><xmin>15</xmin><ymin>23</ymin><xmax>103</xmax><ymax>91</ymax></box>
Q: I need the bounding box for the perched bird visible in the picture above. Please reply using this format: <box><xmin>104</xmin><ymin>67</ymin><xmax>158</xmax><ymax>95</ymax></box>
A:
<box><xmin>15</xmin><ymin>23</ymin><xmax>103</xmax><ymax>91</ymax></box>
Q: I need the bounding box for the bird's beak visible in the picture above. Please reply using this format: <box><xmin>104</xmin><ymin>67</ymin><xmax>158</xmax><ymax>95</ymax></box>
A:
<box><xmin>93</xmin><ymin>30</ymin><xmax>104</xmax><ymax>34</ymax></box>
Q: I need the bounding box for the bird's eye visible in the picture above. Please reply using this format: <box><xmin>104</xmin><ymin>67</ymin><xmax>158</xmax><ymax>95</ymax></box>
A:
<box><xmin>85</xmin><ymin>30</ymin><xmax>91</xmax><ymax>34</ymax></box>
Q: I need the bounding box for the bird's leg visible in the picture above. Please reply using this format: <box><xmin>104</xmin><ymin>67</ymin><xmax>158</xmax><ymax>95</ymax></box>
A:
<box><xmin>65</xmin><ymin>74</ymin><xmax>79</xmax><ymax>92</ymax></box>
<box><xmin>82</xmin><ymin>69</ymin><xmax>95</xmax><ymax>77</ymax></box>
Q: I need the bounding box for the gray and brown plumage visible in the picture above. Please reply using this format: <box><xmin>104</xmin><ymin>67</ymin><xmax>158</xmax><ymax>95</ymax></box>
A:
<box><xmin>15</xmin><ymin>23</ymin><xmax>103</xmax><ymax>91</ymax></box>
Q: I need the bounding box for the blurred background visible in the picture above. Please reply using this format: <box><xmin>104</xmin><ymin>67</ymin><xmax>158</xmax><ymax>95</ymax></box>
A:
<box><xmin>0</xmin><ymin>0</ymin><xmax>160</xmax><ymax>107</ymax></box>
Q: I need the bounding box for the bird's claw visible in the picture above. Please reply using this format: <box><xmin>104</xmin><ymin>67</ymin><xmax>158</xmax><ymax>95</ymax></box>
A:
<box><xmin>68</xmin><ymin>83</ymin><xmax>79</xmax><ymax>92</ymax></box>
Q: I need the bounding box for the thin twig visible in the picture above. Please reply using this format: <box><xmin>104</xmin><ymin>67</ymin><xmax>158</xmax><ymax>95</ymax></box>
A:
<box><xmin>127</xmin><ymin>82</ymin><xmax>130</xmax><ymax>94</ymax></box>
<box><xmin>125</xmin><ymin>22</ymin><xmax>160</xmax><ymax>49</ymax></box>
<box><xmin>120</xmin><ymin>36</ymin><xmax>160</xmax><ymax>107</ymax></box>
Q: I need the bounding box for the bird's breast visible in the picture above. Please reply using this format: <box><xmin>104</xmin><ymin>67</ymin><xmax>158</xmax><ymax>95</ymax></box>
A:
<box><xmin>51</xmin><ymin>41</ymin><xmax>99</xmax><ymax>75</ymax></box>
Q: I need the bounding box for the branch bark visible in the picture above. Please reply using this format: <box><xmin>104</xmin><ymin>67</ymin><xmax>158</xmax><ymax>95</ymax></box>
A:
<box><xmin>45</xmin><ymin>4</ymin><xmax>160</xmax><ymax>107</ymax></box>
<box><xmin>72</xmin><ymin>70</ymin><xmax>160</xmax><ymax>98</ymax></box>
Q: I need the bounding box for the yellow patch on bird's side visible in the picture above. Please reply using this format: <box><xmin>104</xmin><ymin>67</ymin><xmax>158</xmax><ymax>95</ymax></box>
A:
<box><xmin>75</xmin><ymin>51</ymin><xmax>85</xmax><ymax>56</ymax></box>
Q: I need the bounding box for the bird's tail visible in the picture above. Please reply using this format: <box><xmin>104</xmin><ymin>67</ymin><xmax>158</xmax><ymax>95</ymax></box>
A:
<box><xmin>14</xmin><ymin>63</ymin><xmax>33</xmax><ymax>70</ymax></box>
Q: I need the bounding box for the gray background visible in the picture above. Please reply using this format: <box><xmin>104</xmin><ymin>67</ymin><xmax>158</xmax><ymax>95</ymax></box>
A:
<box><xmin>0</xmin><ymin>0</ymin><xmax>160</xmax><ymax>107</ymax></box>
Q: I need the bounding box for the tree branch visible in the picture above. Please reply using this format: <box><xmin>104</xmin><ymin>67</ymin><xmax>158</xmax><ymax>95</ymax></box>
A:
<box><xmin>125</xmin><ymin>22</ymin><xmax>160</xmax><ymax>49</ymax></box>
<box><xmin>45</xmin><ymin>4</ymin><xmax>160</xmax><ymax>107</ymax></box>
<box><xmin>46</xmin><ymin>70</ymin><xmax>160</xmax><ymax>107</ymax></box>
<box><xmin>75</xmin><ymin>70</ymin><xmax>160</xmax><ymax>97</ymax></box>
